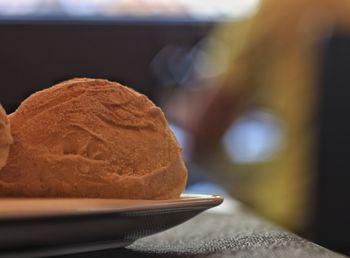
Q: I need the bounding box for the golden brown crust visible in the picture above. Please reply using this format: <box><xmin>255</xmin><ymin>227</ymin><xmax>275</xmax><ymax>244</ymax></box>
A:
<box><xmin>0</xmin><ymin>105</ymin><xmax>12</xmax><ymax>170</ymax></box>
<box><xmin>0</xmin><ymin>78</ymin><xmax>187</xmax><ymax>199</ymax></box>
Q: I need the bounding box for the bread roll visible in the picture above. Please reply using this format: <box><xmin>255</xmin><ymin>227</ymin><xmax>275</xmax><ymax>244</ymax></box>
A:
<box><xmin>0</xmin><ymin>105</ymin><xmax>12</xmax><ymax>170</ymax></box>
<box><xmin>0</xmin><ymin>78</ymin><xmax>187</xmax><ymax>199</ymax></box>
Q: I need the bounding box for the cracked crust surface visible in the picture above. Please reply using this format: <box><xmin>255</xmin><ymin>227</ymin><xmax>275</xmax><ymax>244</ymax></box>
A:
<box><xmin>0</xmin><ymin>78</ymin><xmax>187</xmax><ymax>199</ymax></box>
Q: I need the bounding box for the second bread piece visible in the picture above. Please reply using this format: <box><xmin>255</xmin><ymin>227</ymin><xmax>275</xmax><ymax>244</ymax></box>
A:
<box><xmin>0</xmin><ymin>78</ymin><xmax>187</xmax><ymax>199</ymax></box>
<box><xmin>0</xmin><ymin>105</ymin><xmax>12</xmax><ymax>170</ymax></box>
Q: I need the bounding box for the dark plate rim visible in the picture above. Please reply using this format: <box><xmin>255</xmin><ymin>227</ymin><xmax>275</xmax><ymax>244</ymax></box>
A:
<box><xmin>0</xmin><ymin>194</ymin><xmax>223</xmax><ymax>222</ymax></box>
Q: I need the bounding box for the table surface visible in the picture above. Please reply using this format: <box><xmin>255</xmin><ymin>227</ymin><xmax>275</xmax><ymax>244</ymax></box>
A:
<box><xmin>58</xmin><ymin>198</ymin><xmax>346</xmax><ymax>258</ymax></box>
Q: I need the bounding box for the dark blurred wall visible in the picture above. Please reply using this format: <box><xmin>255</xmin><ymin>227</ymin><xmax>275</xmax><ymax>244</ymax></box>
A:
<box><xmin>315</xmin><ymin>32</ymin><xmax>350</xmax><ymax>254</ymax></box>
<box><xmin>0</xmin><ymin>20</ymin><xmax>212</xmax><ymax>112</ymax></box>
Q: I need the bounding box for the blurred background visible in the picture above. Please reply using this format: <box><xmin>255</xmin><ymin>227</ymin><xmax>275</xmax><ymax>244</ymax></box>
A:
<box><xmin>0</xmin><ymin>0</ymin><xmax>350</xmax><ymax>255</ymax></box>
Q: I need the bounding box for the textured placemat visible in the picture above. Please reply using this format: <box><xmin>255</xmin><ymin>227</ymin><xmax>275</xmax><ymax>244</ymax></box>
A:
<box><xmin>63</xmin><ymin>203</ymin><xmax>347</xmax><ymax>258</ymax></box>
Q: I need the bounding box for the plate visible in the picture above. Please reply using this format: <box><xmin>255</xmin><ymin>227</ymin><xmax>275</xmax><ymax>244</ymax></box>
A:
<box><xmin>0</xmin><ymin>194</ymin><xmax>223</xmax><ymax>257</ymax></box>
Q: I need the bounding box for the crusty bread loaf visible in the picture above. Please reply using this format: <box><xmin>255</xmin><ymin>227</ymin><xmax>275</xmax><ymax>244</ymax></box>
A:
<box><xmin>0</xmin><ymin>105</ymin><xmax>12</xmax><ymax>170</ymax></box>
<box><xmin>0</xmin><ymin>78</ymin><xmax>187</xmax><ymax>199</ymax></box>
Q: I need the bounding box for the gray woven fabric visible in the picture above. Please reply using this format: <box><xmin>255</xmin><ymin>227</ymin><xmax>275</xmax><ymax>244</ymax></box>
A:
<box><xmin>65</xmin><ymin>207</ymin><xmax>346</xmax><ymax>258</ymax></box>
